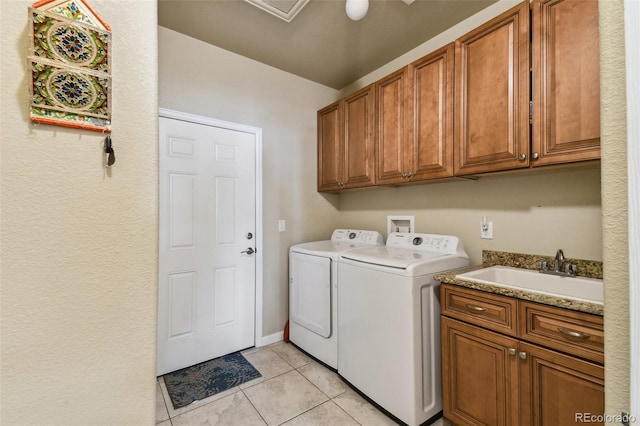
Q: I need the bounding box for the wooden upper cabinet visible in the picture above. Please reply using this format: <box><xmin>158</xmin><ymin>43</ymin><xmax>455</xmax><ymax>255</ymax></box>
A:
<box><xmin>343</xmin><ymin>85</ymin><xmax>376</xmax><ymax>189</ymax></box>
<box><xmin>409</xmin><ymin>43</ymin><xmax>455</xmax><ymax>181</ymax></box>
<box><xmin>531</xmin><ymin>0</ymin><xmax>600</xmax><ymax>166</ymax></box>
<box><xmin>376</xmin><ymin>67</ymin><xmax>409</xmax><ymax>185</ymax></box>
<box><xmin>317</xmin><ymin>101</ymin><xmax>342</xmax><ymax>191</ymax></box>
<box><xmin>317</xmin><ymin>85</ymin><xmax>376</xmax><ymax>192</ymax></box>
<box><xmin>454</xmin><ymin>1</ymin><xmax>530</xmax><ymax>176</ymax></box>
<box><xmin>376</xmin><ymin>44</ymin><xmax>454</xmax><ymax>185</ymax></box>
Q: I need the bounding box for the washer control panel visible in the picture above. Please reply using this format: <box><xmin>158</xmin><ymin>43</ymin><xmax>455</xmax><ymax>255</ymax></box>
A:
<box><xmin>387</xmin><ymin>232</ymin><xmax>461</xmax><ymax>254</ymax></box>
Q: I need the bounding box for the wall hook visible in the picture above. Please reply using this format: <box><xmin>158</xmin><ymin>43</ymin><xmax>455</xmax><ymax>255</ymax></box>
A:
<box><xmin>104</xmin><ymin>136</ymin><xmax>115</xmax><ymax>167</ymax></box>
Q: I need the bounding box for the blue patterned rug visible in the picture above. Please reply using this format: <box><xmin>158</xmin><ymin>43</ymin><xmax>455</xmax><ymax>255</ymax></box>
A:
<box><xmin>162</xmin><ymin>352</ymin><xmax>261</xmax><ymax>409</ymax></box>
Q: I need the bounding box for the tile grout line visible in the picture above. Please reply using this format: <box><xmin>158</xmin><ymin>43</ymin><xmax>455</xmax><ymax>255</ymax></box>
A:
<box><xmin>239</xmin><ymin>386</ymin><xmax>270</xmax><ymax>426</ymax></box>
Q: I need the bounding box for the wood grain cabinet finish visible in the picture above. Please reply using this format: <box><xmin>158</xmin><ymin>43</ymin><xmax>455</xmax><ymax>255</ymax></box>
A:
<box><xmin>442</xmin><ymin>317</ymin><xmax>520</xmax><ymax>426</ymax></box>
<box><xmin>376</xmin><ymin>44</ymin><xmax>455</xmax><ymax>185</ymax></box>
<box><xmin>441</xmin><ymin>284</ymin><xmax>517</xmax><ymax>336</ymax></box>
<box><xmin>519</xmin><ymin>300</ymin><xmax>604</xmax><ymax>364</ymax></box>
<box><xmin>531</xmin><ymin>0</ymin><xmax>600</xmax><ymax>166</ymax></box>
<box><xmin>440</xmin><ymin>284</ymin><xmax>605</xmax><ymax>426</ymax></box>
<box><xmin>520</xmin><ymin>342</ymin><xmax>604</xmax><ymax>426</ymax></box>
<box><xmin>318</xmin><ymin>0</ymin><xmax>600</xmax><ymax>191</ymax></box>
<box><xmin>454</xmin><ymin>1</ymin><xmax>530</xmax><ymax>176</ymax></box>
<box><xmin>376</xmin><ymin>67</ymin><xmax>410</xmax><ymax>185</ymax></box>
<box><xmin>317</xmin><ymin>85</ymin><xmax>376</xmax><ymax>192</ymax></box>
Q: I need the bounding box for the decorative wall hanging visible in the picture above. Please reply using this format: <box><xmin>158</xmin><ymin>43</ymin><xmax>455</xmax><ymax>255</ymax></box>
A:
<box><xmin>28</xmin><ymin>0</ymin><xmax>111</xmax><ymax>132</ymax></box>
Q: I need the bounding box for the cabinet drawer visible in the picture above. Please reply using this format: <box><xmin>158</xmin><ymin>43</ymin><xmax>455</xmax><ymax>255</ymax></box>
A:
<box><xmin>519</xmin><ymin>301</ymin><xmax>604</xmax><ymax>364</ymax></box>
<box><xmin>441</xmin><ymin>284</ymin><xmax>518</xmax><ymax>336</ymax></box>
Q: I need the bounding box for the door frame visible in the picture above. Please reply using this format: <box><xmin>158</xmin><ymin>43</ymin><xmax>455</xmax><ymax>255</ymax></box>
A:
<box><xmin>158</xmin><ymin>107</ymin><xmax>265</xmax><ymax>349</ymax></box>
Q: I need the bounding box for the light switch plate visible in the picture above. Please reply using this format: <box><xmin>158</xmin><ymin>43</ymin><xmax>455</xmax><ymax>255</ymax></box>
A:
<box><xmin>278</xmin><ymin>219</ymin><xmax>286</xmax><ymax>232</ymax></box>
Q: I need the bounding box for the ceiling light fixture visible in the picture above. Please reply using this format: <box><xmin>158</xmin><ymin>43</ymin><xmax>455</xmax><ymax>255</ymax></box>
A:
<box><xmin>345</xmin><ymin>0</ymin><xmax>369</xmax><ymax>21</ymax></box>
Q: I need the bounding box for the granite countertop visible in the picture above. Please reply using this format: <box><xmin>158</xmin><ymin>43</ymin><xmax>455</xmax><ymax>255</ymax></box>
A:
<box><xmin>435</xmin><ymin>250</ymin><xmax>604</xmax><ymax>316</ymax></box>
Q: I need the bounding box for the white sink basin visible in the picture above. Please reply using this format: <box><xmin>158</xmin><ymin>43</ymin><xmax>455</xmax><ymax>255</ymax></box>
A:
<box><xmin>455</xmin><ymin>265</ymin><xmax>603</xmax><ymax>305</ymax></box>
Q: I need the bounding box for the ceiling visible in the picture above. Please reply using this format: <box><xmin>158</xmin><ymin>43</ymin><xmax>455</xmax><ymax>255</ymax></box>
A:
<box><xmin>158</xmin><ymin>0</ymin><xmax>497</xmax><ymax>90</ymax></box>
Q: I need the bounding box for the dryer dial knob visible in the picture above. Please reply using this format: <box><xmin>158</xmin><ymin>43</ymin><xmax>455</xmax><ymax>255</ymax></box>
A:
<box><xmin>413</xmin><ymin>237</ymin><xmax>423</xmax><ymax>246</ymax></box>
<box><xmin>349</xmin><ymin>232</ymin><xmax>356</xmax><ymax>239</ymax></box>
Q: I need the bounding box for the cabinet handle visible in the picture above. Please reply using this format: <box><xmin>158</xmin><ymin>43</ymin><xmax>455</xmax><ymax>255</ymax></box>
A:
<box><xmin>532</xmin><ymin>152</ymin><xmax>539</xmax><ymax>160</ymax></box>
<box><xmin>508</xmin><ymin>348</ymin><xmax>516</xmax><ymax>356</ymax></box>
<box><xmin>519</xmin><ymin>351</ymin><xmax>527</xmax><ymax>360</ymax></box>
<box><xmin>518</xmin><ymin>153</ymin><xmax>527</xmax><ymax>161</ymax></box>
<box><xmin>557</xmin><ymin>327</ymin><xmax>592</xmax><ymax>340</ymax></box>
<box><xmin>465</xmin><ymin>304</ymin><xmax>486</xmax><ymax>312</ymax></box>
<box><xmin>406</xmin><ymin>171</ymin><xmax>412</xmax><ymax>178</ymax></box>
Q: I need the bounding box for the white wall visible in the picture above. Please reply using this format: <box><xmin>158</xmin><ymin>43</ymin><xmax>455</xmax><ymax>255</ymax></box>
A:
<box><xmin>158</xmin><ymin>27</ymin><xmax>342</xmax><ymax>337</ymax></box>
<box><xmin>1</xmin><ymin>1</ymin><xmax>158</xmax><ymax>425</ymax></box>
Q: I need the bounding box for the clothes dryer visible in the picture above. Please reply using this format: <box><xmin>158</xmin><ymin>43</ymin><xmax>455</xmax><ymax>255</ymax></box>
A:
<box><xmin>338</xmin><ymin>232</ymin><xmax>469</xmax><ymax>425</ymax></box>
<box><xmin>289</xmin><ymin>229</ymin><xmax>384</xmax><ymax>369</ymax></box>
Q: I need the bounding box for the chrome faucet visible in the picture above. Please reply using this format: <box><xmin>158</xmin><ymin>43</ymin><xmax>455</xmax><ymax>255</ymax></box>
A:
<box><xmin>553</xmin><ymin>249</ymin><xmax>565</xmax><ymax>272</ymax></box>
<box><xmin>540</xmin><ymin>249</ymin><xmax>577</xmax><ymax>277</ymax></box>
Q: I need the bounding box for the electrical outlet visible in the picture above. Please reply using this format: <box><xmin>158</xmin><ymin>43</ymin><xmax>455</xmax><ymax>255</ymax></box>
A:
<box><xmin>278</xmin><ymin>219</ymin><xmax>286</xmax><ymax>232</ymax></box>
<box><xmin>481</xmin><ymin>220</ymin><xmax>493</xmax><ymax>239</ymax></box>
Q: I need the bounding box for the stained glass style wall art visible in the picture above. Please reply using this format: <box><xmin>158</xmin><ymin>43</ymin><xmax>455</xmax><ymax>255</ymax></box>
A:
<box><xmin>28</xmin><ymin>0</ymin><xmax>111</xmax><ymax>132</ymax></box>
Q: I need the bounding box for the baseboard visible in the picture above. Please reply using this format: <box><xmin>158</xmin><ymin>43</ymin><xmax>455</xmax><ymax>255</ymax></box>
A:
<box><xmin>257</xmin><ymin>331</ymin><xmax>283</xmax><ymax>347</ymax></box>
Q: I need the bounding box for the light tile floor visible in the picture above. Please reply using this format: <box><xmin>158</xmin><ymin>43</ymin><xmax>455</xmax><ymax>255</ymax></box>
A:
<box><xmin>156</xmin><ymin>341</ymin><xmax>451</xmax><ymax>426</ymax></box>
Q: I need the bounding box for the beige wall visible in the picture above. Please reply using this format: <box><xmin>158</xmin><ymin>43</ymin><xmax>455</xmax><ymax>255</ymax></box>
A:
<box><xmin>337</xmin><ymin>168</ymin><xmax>602</xmax><ymax>265</ymax></box>
<box><xmin>0</xmin><ymin>1</ymin><xmax>159</xmax><ymax>424</ymax></box>
<box><xmin>158</xmin><ymin>27</ymin><xmax>342</xmax><ymax>337</ymax></box>
<box><xmin>600</xmin><ymin>0</ymin><xmax>630</xmax><ymax>419</ymax></box>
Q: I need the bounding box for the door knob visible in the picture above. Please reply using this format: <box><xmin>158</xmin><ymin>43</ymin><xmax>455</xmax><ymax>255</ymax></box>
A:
<box><xmin>241</xmin><ymin>247</ymin><xmax>255</xmax><ymax>255</ymax></box>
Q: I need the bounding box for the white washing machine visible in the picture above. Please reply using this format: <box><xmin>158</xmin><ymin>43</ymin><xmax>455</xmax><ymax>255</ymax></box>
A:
<box><xmin>289</xmin><ymin>229</ymin><xmax>384</xmax><ymax>369</ymax></box>
<box><xmin>338</xmin><ymin>232</ymin><xmax>469</xmax><ymax>426</ymax></box>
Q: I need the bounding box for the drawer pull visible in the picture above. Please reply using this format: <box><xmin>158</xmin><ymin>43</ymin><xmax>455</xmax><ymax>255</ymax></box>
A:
<box><xmin>557</xmin><ymin>327</ymin><xmax>591</xmax><ymax>340</ymax></box>
<box><xmin>465</xmin><ymin>304</ymin><xmax>486</xmax><ymax>312</ymax></box>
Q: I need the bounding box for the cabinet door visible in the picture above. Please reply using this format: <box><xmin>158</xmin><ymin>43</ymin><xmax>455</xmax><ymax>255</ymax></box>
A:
<box><xmin>519</xmin><ymin>342</ymin><xmax>604</xmax><ymax>426</ymax></box>
<box><xmin>531</xmin><ymin>0</ymin><xmax>600</xmax><ymax>166</ymax></box>
<box><xmin>343</xmin><ymin>85</ymin><xmax>376</xmax><ymax>189</ymax></box>
<box><xmin>317</xmin><ymin>101</ymin><xmax>343</xmax><ymax>191</ymax></box>
<box><xmin>454</xmin><ymin>1</ymin><xmax>530</xmax><ymax>176</ymax></box>
<box><xmin>442</xmin><ymin>317</ymin><xmax>519</xmax><ymax>426</ymax></box>
<box><xmin>409</xmin><ymin>43</ymin><xmax>455</xmax><ymax>181</ymax></box>
<box><xmin>376</xmin><ymin>67</ymin><xmax>409</xmax><ymax>185</ymax></box>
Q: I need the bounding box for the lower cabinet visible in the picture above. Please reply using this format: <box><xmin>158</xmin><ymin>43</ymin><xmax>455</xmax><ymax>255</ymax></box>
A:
<box><xmin>520</xmin><ymin>342</ymin><xmax>604</xmax><ymax>426</ymax></box>
<box><xmin>441</xmin><ymin>285</ymin><xmax>604</xmax><ymax>426</ymax></box>
<box><xmin>442</xmin><ymin>317</ymin><xmax>519</xmax><ymax>426</ymax></box>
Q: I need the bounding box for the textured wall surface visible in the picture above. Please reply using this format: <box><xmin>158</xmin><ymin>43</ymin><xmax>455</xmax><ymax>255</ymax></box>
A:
<box><xmin>0</xmin><ymin>1</ymin><xmax>159</xmax><ymax>424</ymax></box>
<box><xmin>600</xmin><ymin>0</ymin><xmax>631</xmax><ymax>419</ymax></box>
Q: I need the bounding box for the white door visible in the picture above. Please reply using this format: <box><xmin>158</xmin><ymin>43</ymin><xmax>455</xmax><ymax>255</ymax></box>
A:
<box><xmin>157</xmin><ymin>116</ymin><xmax>256</xmax><ymax>375</ymax></box>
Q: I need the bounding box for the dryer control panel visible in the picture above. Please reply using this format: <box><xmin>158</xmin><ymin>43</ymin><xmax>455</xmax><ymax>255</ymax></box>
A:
<box><xmin>331</xmin><ymin>229</ymin><xmax>384</xmax><ymax>245</ymax></box>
